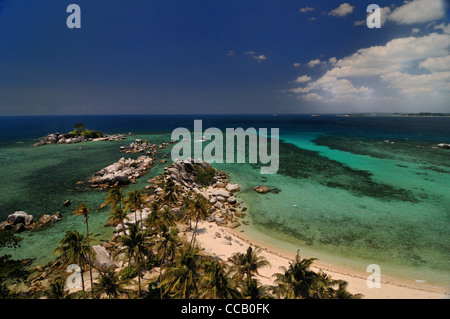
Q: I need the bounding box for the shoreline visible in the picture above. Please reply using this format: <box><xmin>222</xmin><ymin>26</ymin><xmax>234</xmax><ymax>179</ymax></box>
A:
<box><xmin>3</xmin><ymin>136</ymin><xmax>448</xmax><ymax>299</ymax></box>
<box><xmin>194</xmin><ymin>220</ymin><xmax>448</xmax><ymax>299</ymax></box>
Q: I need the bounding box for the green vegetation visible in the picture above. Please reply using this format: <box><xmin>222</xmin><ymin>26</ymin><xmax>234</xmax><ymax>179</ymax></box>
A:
<box><xmin>0</xmin><ymin>230</ymin><xmax>29</xmax><ymax>298</ymax></box>
<box><xmin>194</xmin><ymin>166</ymin><xmax>216</xmax><ymax>186</ymax></box>
<box><xmin>119</xmin><ymin>266</ymin><xmax>138</xmax><ymax>281</ymax></box>
<box><xmin>2</xmin><ymin>168</ymin><xmax>361</xmax><ymax>300</ymax></box>
<box><xmin>64</xmin><ymin>122</ymin><xmax>104</xmax><ymax>139</ymax></box>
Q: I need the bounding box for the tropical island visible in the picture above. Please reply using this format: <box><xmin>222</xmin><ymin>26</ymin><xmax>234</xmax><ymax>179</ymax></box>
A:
<box><xmin>0</xmin><ymin>154</ymin><xmax>363</xmax><ymax>299</ymax></box>
<box><xmin>32</xmin><ymin>122</ymin><xmax>127</xmax><ymax>147</ymax></box>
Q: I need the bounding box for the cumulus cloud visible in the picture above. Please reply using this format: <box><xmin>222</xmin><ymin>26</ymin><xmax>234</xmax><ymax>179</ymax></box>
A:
<box><xmin>294</xmin><ymin>75</ymin><xmax>312</xmax><ymax>83</ymax></box>
<box><xmin>299</xmin><ymin>7</ymin><xmax>314</xmax><ymax>13</ymax></box>
<box><xmin>381</xmin><ymin>71</ymin><xmax>450</xmax><ymax>94</ymax></box>
<box><xmin>326</xmin><ymin>33</ymin><xmax>450</xmax><ymax>78</ymax></box>
<box><xmin>388</xmin><ymin>0</ymin><xmax>446</xmax><ymax>25</ymax></box>
<box><xmin>288</xmin><ymin>32</ymin><xmax>450</xmax><ymax>106</ymax></box>
<box><xmin>328</xmin><ymin>3</ymin><xmax>354</xmax><ymax>17</ymax></box>
<box><xmin>419</xmin><ymin>55</ymin><xmax>450</xmax><ymax>72</ymax></box>
<box><xmin>307</xmin><ymin>59</ymin><xmax>322</xmax><ymax>67</ymax></box>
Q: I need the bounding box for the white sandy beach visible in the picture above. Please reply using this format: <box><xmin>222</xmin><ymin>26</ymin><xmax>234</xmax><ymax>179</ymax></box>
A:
<box><xmin>193</xmin><ymin>220</ymin><xmax>448</xmax><ymax>299</ymax></box>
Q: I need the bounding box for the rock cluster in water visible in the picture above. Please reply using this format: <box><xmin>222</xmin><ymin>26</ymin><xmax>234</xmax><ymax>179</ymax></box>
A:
<box><xmin>120</xmin><ymin>139</ymin><xmax>175</xmax><ymax>154</ymax></box>
<box><xmin>33</xmin><ymin>133</ymin><xmax>127</xmax><ymax>147</ymax></box>
<box><xmin>436</xmin><ymin>143</ymin><xmax>450</xmax><ymax>149</ymax></box>
<box><xmin>0</xmin><ymin>211</ymin><xmax>62</xmax><ymax>233</ymax></box>
<box><xmin>89</xmin><ymin>156</ymin><xmax>155</xmax><ymax>189</ymax></box>
<box><xmin>156</xmin><ymin>158</ymin><xmax>245</xmax><ymax>229</ymax></box>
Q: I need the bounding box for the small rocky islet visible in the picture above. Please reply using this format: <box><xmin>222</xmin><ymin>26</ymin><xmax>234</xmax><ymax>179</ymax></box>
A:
<box><xmin>1</xmin><ymin>156</ymin><xmax>251</xmax><ymax>297</ymax></box>
<box><xmin>2</xmin><ymin>129</ymin><xmax>280</xmax><ymax>297</ymax></box>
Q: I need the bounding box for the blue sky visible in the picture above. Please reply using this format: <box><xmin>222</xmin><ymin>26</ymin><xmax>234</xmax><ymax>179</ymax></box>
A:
<box><xmin>0</xmin><ymin>0</ymin><xmax>449</xmax><ymax>115</ymax></box>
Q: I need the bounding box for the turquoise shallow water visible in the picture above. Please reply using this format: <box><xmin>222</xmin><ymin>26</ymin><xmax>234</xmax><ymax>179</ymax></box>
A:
<box><xmin>0</xmin><ymin>133</ymin><xmax>172</xmax><ymax>266</ymax></box>
<box><xmin>0</xmin><ymin>115</ymin><xmax>449</xmax><ymax>290</ymax></box>
<box><xmin>215</xmin><ymin>133</ymin><xmax>450</xmax><ymax>288</ymax></box>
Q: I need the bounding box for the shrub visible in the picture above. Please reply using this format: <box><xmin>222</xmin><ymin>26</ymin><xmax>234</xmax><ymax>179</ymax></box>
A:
<box><xmin>119</xmin><ymin>266</ymin><xmax>138</xmax><ymax>280</ymax></box>
<box><xmin>81</xmin><ymin>130</ymin><xmax>103</xmax><ymax>139</ymax></box>
<box><xmin>194</xmin><ymin>166</ymin><xmax>216</xmax><ymax>186</ymax></box>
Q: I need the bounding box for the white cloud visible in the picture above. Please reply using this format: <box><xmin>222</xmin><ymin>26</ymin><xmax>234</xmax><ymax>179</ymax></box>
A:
<box><xmin>289</xmin><ymin>86</ymin><xmax>313</xmax><ymax>94</ymax></box>
<box><xmin>326</xmin><ymin>33</ymin><xmax>450</xmax><ymax>78</ymax></box>
<box><xmin>434</xmin><ymin>23</ymin><xmax>450</xmax><ymax>34</ymax></box>
<box><xmin>328</xmin><ymin>3</ymin><xmax>354</xmax><ymax>17</ymax></box>
<box><xmin>245</xmin><ymin>51</ymin><xmax>267</xmax><ymax>62</ymax></box>
<box><xmin>381</xmin><ymin>71</ymin><xmax>450</xmax><ymax>94</ymax></box>
<box><xmin>287</xmin><ymin>32</ymin><xmax>450</xmax><ymax>106</ymax></box>
<box><xmin>389</xmin><ymin>0</ymin><xmax>446</xmax><ymax>25</ymax></box>
<box><xmin>299</xmin><ymin>7</ymin><xmax>314</xmax><ymax>13</ymax></box>
<box><xmin>307</xmin><ymin>59</ymin><xmax>322</xmax><ymax>67</ymax></box>
<box><xmin>294</xmin><ymin>75</ymin><xmax>312</xmax><ymax>83</ymax></box>
<box><xmin>293</xmin><ymin>62</ymin><xmax>301</xmax><ymax>67</ymax></box>
<box><xmin>419</xmin><ymin>55</ymin><xmax>450</xmax><ymax>72</ymax></box>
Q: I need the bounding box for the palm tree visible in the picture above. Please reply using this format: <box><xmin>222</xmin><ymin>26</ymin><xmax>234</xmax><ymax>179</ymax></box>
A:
<box><xmin>124</xmin><ymin>189</ymin><xmax>145</xmax><ymax>228</ymax></box>
<box><xmin>45</xmin><ymin>278</ymin><xmax>66</xmax><ymax>299</ymax></box>
<box><xmin>117</xmin><ymin>222</ymin><xmax>148</xmax><ymax>296</ymax></box>
<box><xmin>73</xmin><ymin>203</ymin><xmax>94</xmax><ymax>291</ymax></box>
<box><xmin>242</xmin><ymin>278</ymin><xmax>272</xmax><ymax>299</ymax></box>
<box><xmin>228</xmin><ymin>246</ymin><xmax>270</xmax><ymax>289</ymax></box>
<box><xmin>105</xmin><ymin>187</ymin><xmax>124</xmax><ymax>210</ymax></box>
<box><xmin>108</xmin><ymin>206</ymin><xmax>128</xmax><ymax>235</ymax></box>
<box><xmin>0</xmin><ymin>283</ymin><xmax>10</xmax><ymax>299</ymax></box>
<box><xmin>54</xmin><ymin>230</ymin><xmax>94</xmax><ymax>292</ymax></box>
<box><xmin>199</xmin><ymin>258</ymin><xmax>242</xmax><ymax>299</ymax></box>
<box><xmin>145</xmin><ymin>202</ymin><xmax>160</xmax><ymax>230</ymax></box>
<box><xmin>181</xmin><ymin>191</ymin><xmax>194</xmax><ymax>229</ymax></box>
<box><xmin>188</xmin><ymin>193</ymin><xmax>209</xmax><ymax>248</ymax></box>
<box><xmin>105</xmin><ymin>187</ymin><xmax>127</xmax><ymax>233</ymax></box>
<box><xmin>155</xmin><ymin>223</ymin><xmax>181</xmax><ymax>298</ymax></box>
<box><xmin>311</xmin><ymin>271</ymin><xmax>362</xmax><ymax>299</ymax></box>
<box><xmin>92</xmin><ymin>271</ymin><xmax>128</xmax><ymax>299</ymax></box>
<box><xmin>160</xmin><ymin>206</ymin><xmax>177</xmax><ymax>230</ymax></box>
<box><xmin>329</xmin><ymin>278</ymin><xmax>363</xmax><ymax>299</ymax></box>
<box><xmin>272</xmin><ymin>251</ymin><xmax>320</xmax><ymax>299</ymax></box>
<box><xmin>160</xmin><ymin>244</ymin><xmax>203</xmax><ymax>299</ymax></box>
<box><xmin>161</xmin><ymin>178</ymin><xmax>179</xmax><ymax>207</ymax></box>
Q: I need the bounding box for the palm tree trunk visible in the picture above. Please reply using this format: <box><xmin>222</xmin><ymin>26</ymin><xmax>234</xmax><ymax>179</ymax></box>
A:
<box><xmin>159</xmin><ymin>246</ymin><xmax>167</xmax><ymax>299</ymax></box>
<box><xmin>86</xmin><ymin>221</ymin><xmax>94</xmax><ymax>293</ymax></box>
<box><xmin>138</xmin><ymin>266</ymin><xmax>142</xmax><ymax>296</ymax></box>
<box><xmin>80</xmin><ymin>268</ymin><xmax>85</xmax><ymax>291</ymax></box>
<box><xmin>190</xmin><ymin>218</ymin><xmax>199</xmax><ymax>249</ymax></box>
<box><xmin>121</xmin><ymin>220</ymin><xmax>127</xmax><ymax>236</ymax></box>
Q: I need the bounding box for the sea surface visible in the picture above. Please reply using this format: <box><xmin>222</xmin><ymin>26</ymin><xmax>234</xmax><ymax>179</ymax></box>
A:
<box><xmin>0</xmin><ymin>115</ymin><xmax>449</xmax><ymax>289</ymax></box>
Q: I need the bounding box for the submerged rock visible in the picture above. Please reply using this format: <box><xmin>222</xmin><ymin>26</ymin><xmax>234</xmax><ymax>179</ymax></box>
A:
<box><xmin>1</xmin><ymin>211</ymin><xmax>61</xmax><ymax>232</ymax></box>
<box><xmin>253</xmin><ymin>186</ymin><xmax>270</xmax><ymax>194</ymax></box>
